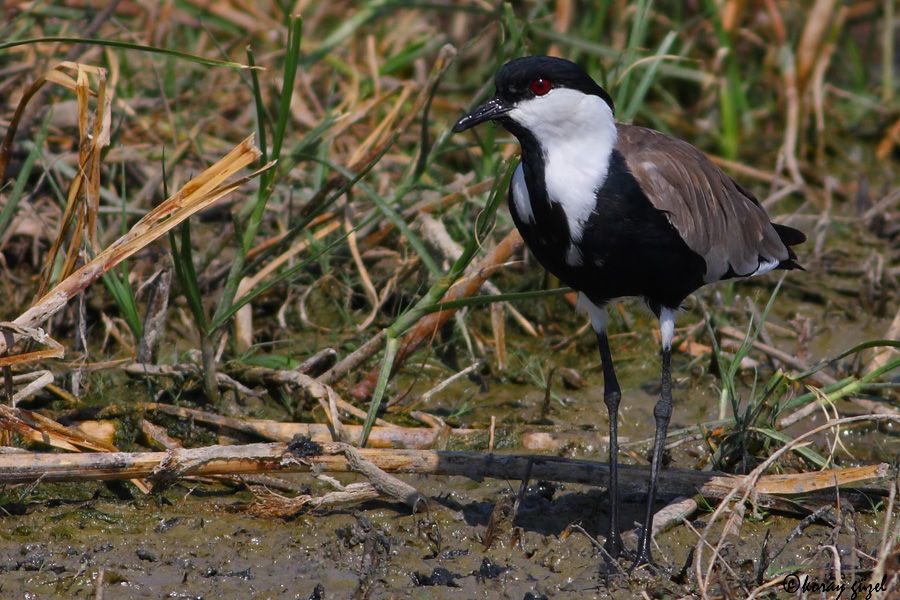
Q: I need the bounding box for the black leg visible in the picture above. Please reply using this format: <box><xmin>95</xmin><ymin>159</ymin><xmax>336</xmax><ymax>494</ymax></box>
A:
<box><xmin>596</xmin><ymin>330</ymin><xmax>626</xmax><ymax>560</ymax></box>
<box><xmin>632</xmin><ymin>346</ymin><xmax>674</xmax><ymax>569</ymax></box>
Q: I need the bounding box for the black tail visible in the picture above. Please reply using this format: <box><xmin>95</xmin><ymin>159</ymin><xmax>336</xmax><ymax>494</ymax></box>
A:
<box><xmin>773</xmin><ymin>223</ymin><xmax>806</xmax><ymax>246</ymax></box>
<box><xmin>773</xmin><ymin>223</ymin><xmax>806</xmax><ymax>270</ymax></box>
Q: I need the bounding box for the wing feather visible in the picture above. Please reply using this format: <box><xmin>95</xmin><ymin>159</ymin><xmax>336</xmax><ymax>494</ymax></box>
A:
<box><xmin>616</xmin><ymin>124</ymin><xmax>789</xmax><ymax>281</ymax></box>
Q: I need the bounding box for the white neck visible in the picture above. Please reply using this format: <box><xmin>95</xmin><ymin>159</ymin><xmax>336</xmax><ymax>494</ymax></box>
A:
<box><xmin>508</xmin><ymin>90</ymin><xmax>617</xmax><ymax>266</ymax></box>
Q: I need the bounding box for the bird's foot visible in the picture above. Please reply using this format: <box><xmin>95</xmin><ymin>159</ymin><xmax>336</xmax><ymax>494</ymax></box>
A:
<box><xmin>627</xmin><ymin>547</ymin><xmax>659</xmax><ymax>575</ymax></box>
<box><xmin>597</xmin><ymin>533</ymin><xmax>633</xmax><ymax>577</ymax></box>
<box><xmin>602</xmin><ymin>533</ymin><xmax>628</xmax><ymax>561</ymax></box>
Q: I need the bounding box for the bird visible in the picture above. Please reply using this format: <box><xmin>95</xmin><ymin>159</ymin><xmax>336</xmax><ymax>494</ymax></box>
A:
<box><xmin>452</xmin><ymin>56</ymin><xmax>805</xmax><ymax>569</ymax></box>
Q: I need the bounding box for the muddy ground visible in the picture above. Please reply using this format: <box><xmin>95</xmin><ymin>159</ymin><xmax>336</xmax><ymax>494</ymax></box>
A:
<box><xmin>0</xmin><ymin>293</ymin><xmax>895</xmax><ymax>599</ymax></box>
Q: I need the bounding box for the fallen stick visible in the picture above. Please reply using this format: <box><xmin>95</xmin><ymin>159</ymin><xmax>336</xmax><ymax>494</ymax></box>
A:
<box><xmin>0</xmin><ymin>402</ymin><xmax>151</xmax><ymax>492</ymax></box>
<box><xmin>0</xmin><ymin>443</ymin><xmax>889</xmax><ymax>504</ymax></box>
<box><xmin>229</xmin><ymin>366</ymin><xmax>388</xmax><ymax>426</ymax></box>
<box><xmin>142</xmin><ymin>402</ymin><xmax>479</xmax><ymax>448</ymax></box>
<box><xmin>138</xmin><ymin>419</ymin><xmax>306</xmax><ymax>494</ymax></box>
<box><xmin>142</xmin><ymin>401</ymin><xmax>622</xmax><ymax>450</ymax></box>
<box><xmin>623</xmin><ymin>496</ymin><xmax>699</xmax><ymax>548</ymax></box>
<box><xmin>330</xmin><ymin>442</ymin><xmax>425</xmax><ymax>510</ymax></box>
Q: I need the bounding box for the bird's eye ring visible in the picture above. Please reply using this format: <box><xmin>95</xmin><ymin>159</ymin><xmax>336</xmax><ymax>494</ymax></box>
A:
<box><xmin>529</xmin><ymin>78</ymin><xmax>551</xmax><ymax>96</ymax></box>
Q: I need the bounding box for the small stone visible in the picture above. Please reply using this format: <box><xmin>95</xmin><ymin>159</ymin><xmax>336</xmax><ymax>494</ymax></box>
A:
<box><xmin>136</xmin><ymin>548</ymin><xmax>157</xmax><ymax>562</ymax></box>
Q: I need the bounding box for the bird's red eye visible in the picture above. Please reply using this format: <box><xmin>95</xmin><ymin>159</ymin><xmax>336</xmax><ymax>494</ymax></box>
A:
<box><xmin>529</xmin><ymin>78</ymin><xmax>551</xmax><ymax>96</ymax></box>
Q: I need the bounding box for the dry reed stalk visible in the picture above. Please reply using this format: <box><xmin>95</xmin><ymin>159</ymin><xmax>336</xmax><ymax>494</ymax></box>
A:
<box><xmin>143</xmin><ymin>401</ymin><xmax>477</xmax><ymax>448</ymax></box>
<box><xmin>795</xmin><ymin>0</ymin><xmax>839</xmax><ymax>93</ymax></box>
<box><xmin>546</xmin><ymin>0</ymin><xmax>575</xmax><ymax>57</ymax></box>
<box><xmin>762</xmin><ymin>0</ymin><xmax>787</xmax><ymax>44</ymax></box>
<box><xmin>343</xmin><ymin>210</ymin><xmax>380</xmax><ymax>331</ymax></box>
<box><xmin>136</xmin><ymin>265</ymin><xmax>172</xmax><ymax>363</ymax></box>
<box><xmin>780</xmin><ymin>47</ymin><xmax>805</xmax><ymax>186</ymax></box>
<box><xmin>330</xmin><ymin>442</ymin><xmax>425</xmax><ymax>510</ymax></box>
<box><xmin>809</xmin><ymin>7</ymin><xmax>846</xmax><ymax>168</ymax></box>
<box><xmin>0</xmin><ymin>323</ymin><xmax>64</xmax><ymax>368</ymax></box>
<box><xmin>0</xmin><ymin>136</ymin><xmax>264</xmax><ymax>357</ymax></box>
<box><xmin>490</xmin><ymin>302</ymin><xmax>507</xmax><ymax>370</ymax></box>
<box><xmin>230</xmin><ymin>76</ymin><xmax>411</xmax><ymax>349</ymax></box>
<box><xmin>0</xmin><ymin>65</ymin><xmax>105</xmax><ymax>380</ymax></box>
<box><xmin>0</xmin><ymin>404</ymin><xmax>112</xmax><ymax>452</ymax></box>
<box><xmin>707</xmin><ymin>155</ymin><xmax>792</xmax><ymax>187</ymax></box>
<box><xmin>144</xmin><ymin>398</ymin><xmax>629</xmax><ymax>453</ymax></box>
<box><xmin>27</xmin><ymin>64</ymin><xmax>111</xmax><ymax>301</ymax></box>
<box><xmin>520</xmin><ymin>431</ymin><xmax>618</xmax><ymax>452</ymax></box>
<box><xmin>865</xmin><ymin>306</ymin><xmax>900</xmax><ymax>372</ymax></box>
<box><xmin>317</xmin><ymin>329</ymin><xmax>387</xmax><ymax>386</ymax></box>
<box><xmin>139</xmin><ymin>417</ymin><xmax>310</xmax><ymax>493</ymax></box>
<box><xmin>718</xmin><ymin>325</ymin><xmax>835</xmax><ymax>385</ymax></box>
<box><xmin>300</xmin><ymin>45</ymin><xmax>457</xmax><ymax>229</ymax></box>
<box><xmin>721</xmin><ymin>0</ymin><xmax>743</xmax><ymax>33</ymax></box>
<box><xmin>0</xmin><ymin>402</ymin><xmax>150</xmax><ymax>492</ymax></box>
<box><xmin>876</xmin><ymin>116</ymin><xmax>900</xmax><ymax>159</ymax></box>
<box><xmin>0</xmin><ymin>443</ymin><xmax>887</xmax><ymax>502</ymax></box>
<box><xmin>6</xmin><ymin>370</ymin><xmax>53</xmax><ymax>406</ymax></box>
<box><xmin>71</xmin><ymin>420</ymin><xmax>117</xmax><ymax>446</ymax></box>
<box><xmin>409</xmin><ymin>359</ymin><xmax>484</xmax><ymax>411</ymax></box>
<box><xmin>244</xmin><ymin>213</ymin><xmax>335</xmax><ymax>262</ymax></box>
<box><xmin>0</xmin><ymin>62</ymin><xmax>96</xmax><ymax>184</ymax></box>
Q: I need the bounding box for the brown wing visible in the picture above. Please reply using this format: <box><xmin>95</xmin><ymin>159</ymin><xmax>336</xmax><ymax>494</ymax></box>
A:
<box><xmin>616</xmin><ymin>124</ymin><xmax>790</xmax><ymax>282</ymax></box>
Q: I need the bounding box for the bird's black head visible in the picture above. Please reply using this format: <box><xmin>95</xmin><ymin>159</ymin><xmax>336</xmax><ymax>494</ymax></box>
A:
<box><xmin>453</xmin><ymin>56</ymin><xmax>614</xmax><ymax>133</ymax></box>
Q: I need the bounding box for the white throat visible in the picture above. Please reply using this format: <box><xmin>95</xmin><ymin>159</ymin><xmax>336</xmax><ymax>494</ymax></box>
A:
<box><xmin>508</xmin><ymin>89</ymin><xmax>617</xmax><ymax>266</ymax></box>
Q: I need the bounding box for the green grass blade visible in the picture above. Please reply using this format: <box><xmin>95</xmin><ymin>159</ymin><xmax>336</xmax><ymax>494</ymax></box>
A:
<box><xmin>618</xmin><ymin>31</ymin><xmax>678</xmax><ymax>122</ymax></box>
<box><xmin>0</xmin><ymin>36</ymin><xmax>253</xmax><ymax>69</ymax></box>
<box><xmin>358</xmin><ymin>336</ymin><xmax>399</xmax><ymax>446</ymax></box>
<box><xmin>750</xmin><ymin>427</ymin><xmax>828</xmax><ymax>468</ymax></box>
<box><xmin>532</xmin><ymin>27</ymin><xmax>713</xmax><ymax>85</ymax></box>
<box><xmin>246</xmin><ymin>46</ymin><xmax>270</xmax><ymax>166</ymax></box>
<box><xmin>101</xmin><ymin>267</ymin><xmax>143</xmax><ymax>339</ymax></box>
<box><xmin>615</xmin><ymin>0</ymin><xmax>652</xmax><ymax>102</ymax></box>
<box><xmin>780</xmin><ymin>355</ymin><xmax>900</xmax><ymax>413</ymax></box>
<box><xmin>169</xmin><ymin>221</ymin><xmax>209</xmax><ymax>334</ymax></box>
<box><xmin>213</xmin><ymin>16</ymin><xmax>302</xmax><ymax>328</ymax></box>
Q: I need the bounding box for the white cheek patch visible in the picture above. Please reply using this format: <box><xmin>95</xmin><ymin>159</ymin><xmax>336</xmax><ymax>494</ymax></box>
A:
<box><xmin>510</xmin><ymin>163</ymin><xmax>534</xmax><ymax>224</ymax></box>
<box><xmin>508</xmin><ymin>90</ymin><xmax>617</xmax><ymax>267</ymax></box>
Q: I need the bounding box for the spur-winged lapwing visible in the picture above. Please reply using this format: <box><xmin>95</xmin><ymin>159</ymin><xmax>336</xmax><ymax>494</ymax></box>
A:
<box><xmin>453</xmin><ymin>55</ymin><xmax>805</xmax><ymax>569</ymax></box>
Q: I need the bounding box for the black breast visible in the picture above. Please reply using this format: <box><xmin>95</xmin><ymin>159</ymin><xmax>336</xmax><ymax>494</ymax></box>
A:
<box><xmin>509</xmin><ymin>149</ymin><xmax>707</xmax><ymax>314</ymax></box>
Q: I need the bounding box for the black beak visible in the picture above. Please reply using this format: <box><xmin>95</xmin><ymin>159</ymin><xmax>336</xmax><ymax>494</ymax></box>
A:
<box><xmin>452</xmin><ymin>97</ymin><xmax>512</xmax><ymax>133</ymax></box>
